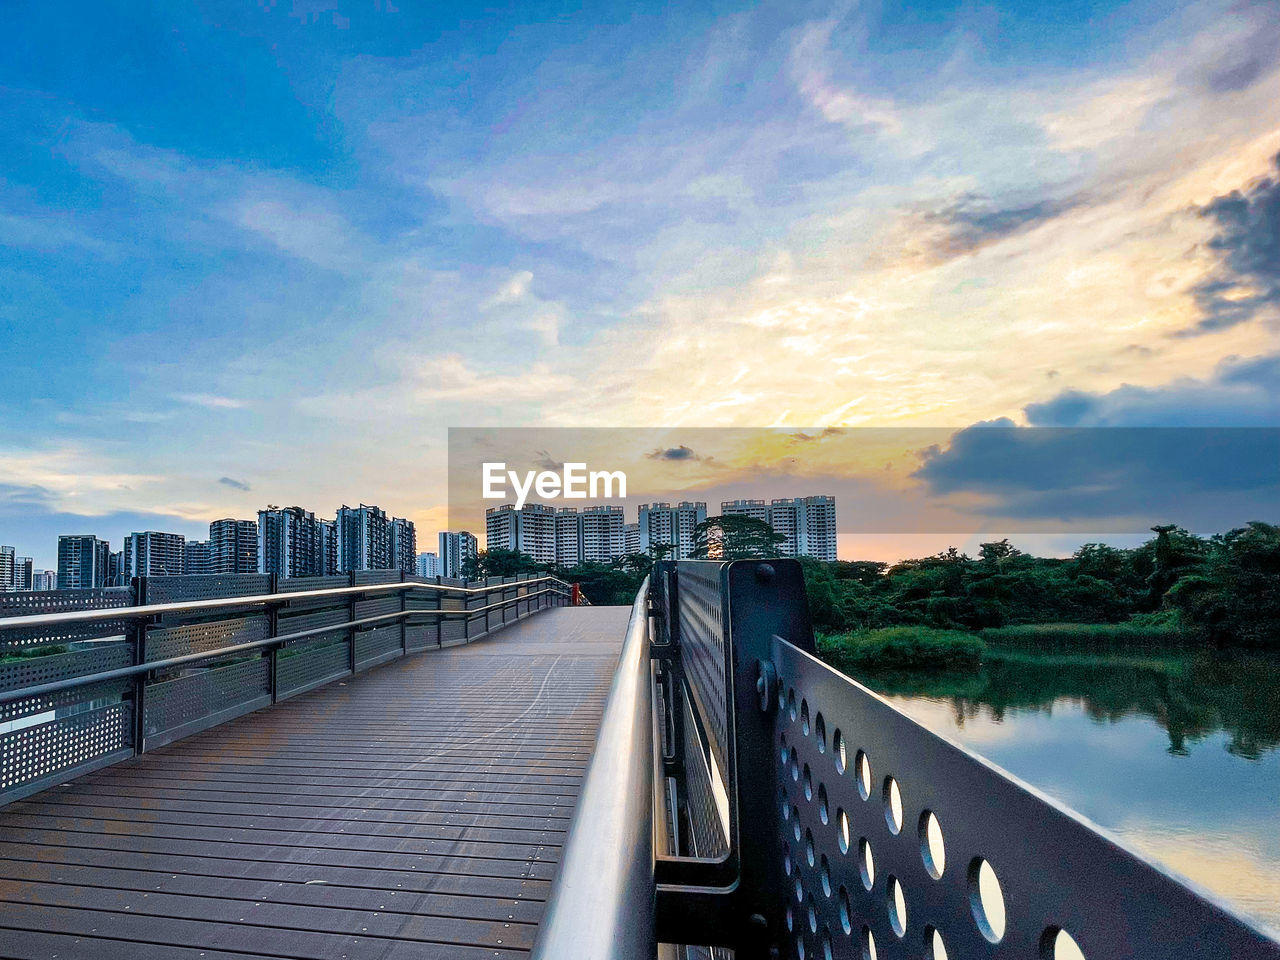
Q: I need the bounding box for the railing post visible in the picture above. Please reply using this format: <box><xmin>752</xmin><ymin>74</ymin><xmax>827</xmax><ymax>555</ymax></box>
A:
<box><xmin>348</xmin><ymin>571</ymin><xmax>358</xmax><ymax>673</ymax></box>
<box><xmin>435</xmin><ymin>575</ymin><xmax>444</xmax><ymax>647</ymax></box>
<box><xmin>267</xmin><ymin>573</ymin><xmax>279</xmax><ymax>703</ymax></box>
<box><xmin>128</xmin><ymin>576</ymin><xmax>148</xmax><ymax>756</ymax></box>
<box><xmin>724</xmin><ymin>560</ymin><xmax>817</xmax><ymax>955</ymax></box>
<box><xmin>400</xmin><ymin>570</ymin><xmax>408</xmax><ymax>656</ymax></box>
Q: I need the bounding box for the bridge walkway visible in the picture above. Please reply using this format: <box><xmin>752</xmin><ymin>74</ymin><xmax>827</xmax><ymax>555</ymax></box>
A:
<box><xmin>0</xmin><ymin>605</ymin><xmax>629</xmax><ymax>960</ymax></box>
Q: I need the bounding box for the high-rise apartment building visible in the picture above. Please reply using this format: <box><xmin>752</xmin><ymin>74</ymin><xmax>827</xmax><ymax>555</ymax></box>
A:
<box><xmin>416</xmin><ymin>552</ymin><xmax>440</xmax><ymax>578</ymax></box>
<box><xmin>32</xmin><ymin>570</ymin><xmax>56</xmax><ymax>591</ymax></box>
<box><xmin>638</xmin><ymin>502</ymin><xmax>707</xmax><ymax>559</ymax></box>
<box><xmin>12</xmin><ymin>556</ymin><xmax>33</xmax><ymax>591</ymax></box>
<box><xmin>721</xmin><ymin>499</ymin><xmax>771</xmax><ymax>523</ymax></box>
<box><xmin>183</xmin><ymin>540</ymin><xmax>212</xmax><ymax>575</ymax></box>
<box><xmin>438</xmin><ymin>531</ymin><xmax>477</xmax><ymax>578</ymax></box>
<box><xmin>623</xmin><ymin>523</ymin><xmax>640</xmax><ymax>556</ymax></box>
<box><xmin>485</xmin><ymin>503</ymin><xmax>556</xmax><ymax>564</ymax></box>
<box><xmin>210</xmin><ymin>518</ymin><xmax>259</xmax><ymax>573</ymax></box>
<box><xmin>554</xmin><ymin>509</ymin><xmax>582</xmax><ymax>567</ymax></box>
<box><xmin>719</xmin><ymin>496</ymin><xmax>838</xmax><ymax>560</ymax></box>
<box><xmin>581</xmin><ymin>505</ymin><xmax>624</xmax><ymax>563</ymax></box>
<box><xmin>57</xmin><ymin>535</ymin><xmax>111</xmax><ymax>590</ymax></box>
<box><xmin>258</xmin><ymin>506</ymin><xmax>325</xmax><ymax>579</ymax></box>
<box><xmin>124</xmin><ymin>531</ymin><xmax>187</xmax><ymax>578</ymax></box>
<box><xmin>336</xmin><ymin>504</ymin><xmax>391</xmax><ymax>572</ymax></box>
<box><xmin>108</xmin><ymin>550</ymin><xmax>126</xmax><ymax>586</ymax></box>
<box><xmin>769</xmin><ymin>496</ymin><xmax>838</xmax><ymax>561</ymax></box>
<box><xmin>320</xmin><ymin>519</ymin><xmax>338</xmax><ymax>575</ymax></box>
<box><xmin>390</xmin><ymin>517</ymin><xmax>417</xmax><ymax>575</ymax></box>
<box><xmin>0</xmin><ymin>546</ymin><xmax>14</xmax><ymax>591</ymax></box>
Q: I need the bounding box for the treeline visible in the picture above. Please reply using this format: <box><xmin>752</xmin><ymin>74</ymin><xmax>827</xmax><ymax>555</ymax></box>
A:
<box><xmin>802</xmin><ymin>523</ymin><xmax>1279</xmax><ymax>647</ymax></box>
<box><xmin>465</xmin><ymin>520</ymin><xmax>1280</xmax><ymax>648</ymax></box>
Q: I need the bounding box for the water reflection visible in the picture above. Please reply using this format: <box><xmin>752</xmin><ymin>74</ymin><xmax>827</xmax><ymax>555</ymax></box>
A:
<box><xmin>848</xmin><ymin>647</ymin><xmax>1280</xmax><ymax>932</ymax></box>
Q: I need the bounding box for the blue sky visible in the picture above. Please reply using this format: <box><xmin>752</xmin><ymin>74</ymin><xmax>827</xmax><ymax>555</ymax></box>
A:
<box><xmin>2</xmin><ymin>0</ymin><xmax>1278</xmax><ymax>567</ymax></box>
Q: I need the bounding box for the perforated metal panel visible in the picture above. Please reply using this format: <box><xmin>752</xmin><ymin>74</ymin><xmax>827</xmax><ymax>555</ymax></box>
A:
<box><xmin>674</xmin><ymin>562</ymin><xmax>731</xmax><ymax>779</ymax></box>
<box><xmin>770</xmin><ymin>637</ymin><xmax>1280</xmax><ymax>960</ymax></box>
<box><xmin>143</xmin><ymin>658</ymin><xmax>270</xmax><ymax>742</ymax></box>
<box><xmin>353</xmin><ymin>569</ymin><xmax>401</xmax><ymax>586</ymax></box>
<box><xmin>682</xmin><ymin>691</ymin><xmax>729</xmax><ymax>859</ymax></box>
<box><xmin>145</xmin><ymin>615</ymin><xmax>270</xmax><ymax>662</ymax></box>
<box><xmin>0</xmin><ymin>588</ymin><xmax>133</xmax><ymax>648</ymax></box>
<box><xmin>145</xmin><ymin>573</ymin><xmax>271</xmax><ymax>604</ymax></box>
<box><xmin>354</xmin><ymin>625</ymin><xmax>402</xmax><ymax>668</ymax></box>
<box><xmin>0</xmin><ymin>702</ymin><xmax>132</xmax><ymax>793</ymax></box>
<box><xmin>276</xmin><ymin>635</ymin><xmax>350</xmax><ymax>697</ymax></box>
<box><xmin>354</xmin><ymin>595</ymin><xmax>400</xmax><ymax>619</ymax></box>
<box><xmin>0</xmin><ymin>644</ymin><xmax>132</xmax><ymax>695</ymax></box>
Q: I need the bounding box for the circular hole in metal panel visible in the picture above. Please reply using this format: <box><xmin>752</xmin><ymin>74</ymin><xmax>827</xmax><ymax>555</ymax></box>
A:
<box><xmin>859</xmin><ymin>837</ymin><xmax>876</xmax><ymax>890</ymax></box>
<box><xmin>887</xmin><ymin>875</ymin><xmax>907</xmax><ymax>938</ymax></box>
<box><xmin>855</xmin><ymin>750</ymin><xmax>871</xmax><ymax>799</ymax></box>
<box><xmin>1042</xmin><ymin>928</ymin><xmax>1087</xmax><ymax>960</ymax></box>
<box><xmin>969</xmin><ymin>857</ymin><xmax>1007</xmax><ymax>943</ymax></box>
<box><xmin>919</xmin><ymin>810</ymin><xmax>945</xmax><ymax>879</ymax></box>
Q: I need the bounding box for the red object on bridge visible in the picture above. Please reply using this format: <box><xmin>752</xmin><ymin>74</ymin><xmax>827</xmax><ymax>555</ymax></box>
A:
<box><xmin>571</xmin><ymin>583</ymin><xmax>581</xmax><ymax>605</ymax></box>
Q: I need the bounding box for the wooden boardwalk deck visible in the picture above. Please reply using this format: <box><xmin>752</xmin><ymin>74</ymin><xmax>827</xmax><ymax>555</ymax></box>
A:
<box><xmin>0</xmin><ymin>605</ymin><xmax>630</xmax><ymax>960</ymax></box>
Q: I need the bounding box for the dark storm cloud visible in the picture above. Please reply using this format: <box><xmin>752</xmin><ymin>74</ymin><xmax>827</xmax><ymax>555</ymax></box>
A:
<box><xmin>218</xmin><ymin>476</ymin><xmax>251</xmax><ymax>491</ymax></box>
<box><xmin>913</xmin><ymin>422</ymin><xmax>1280</xmax><ymax>524</ymax></box>
<box><xmin>1180</xmin><ymin>154</ymin><xmax>1280</xmax><ymax>336</ymax></box>
<box><xmin>1025</xmin><ymin>353</ymin><xmax>1280</xmax><ymax>427</ymax></box>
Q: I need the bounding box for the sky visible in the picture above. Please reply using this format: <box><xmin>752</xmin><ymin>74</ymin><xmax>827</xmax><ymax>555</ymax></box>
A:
<box><xmin>1</xmin><ymin>0</ymin><xmax>1278</xmax><ymax>568</ymax></box>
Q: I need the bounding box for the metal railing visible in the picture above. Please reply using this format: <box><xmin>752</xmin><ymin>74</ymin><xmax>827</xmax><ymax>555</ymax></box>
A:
<box><xmin>641</xmin><ymin>559</ymin><xmax>1280</xmax><ymax>960</ymax></box>
<box><xmin>531</xmin><ymin>577</ymin><xmax>655</xmax><ymax>960</ymax></box>
<box><xmin>0</xmin><ymin>571</ymin><xmax>572</xmax><ymax>805</ymax></box>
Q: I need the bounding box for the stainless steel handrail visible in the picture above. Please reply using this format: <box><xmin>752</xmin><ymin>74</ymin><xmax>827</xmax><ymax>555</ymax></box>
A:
<box><xmin>530</xmin><ymin>578</ymin><xmax>655</xmax><ymax>960</ymax></box>
<box><xmin>0</xmin><ymin>586</ymin><xmax>570</xmax><ymax>705</ymax></box>
<box><xmin>0</xmin><ymin>575</ymin><xmax>572</xmax><ymax>630</ymax></box>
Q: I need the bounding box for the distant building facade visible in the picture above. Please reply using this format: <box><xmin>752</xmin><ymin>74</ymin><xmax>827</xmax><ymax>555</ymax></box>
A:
<box><xmin>12</xmin><ymin>556</ymin><xmax>33</xmax><ymax>591</ymax></box>
<box><xmin>719</xmin><ymin>495</ymin><xmax>838</xmax><ymax>561</ymax></box>
<box><xmin>0</xmin><ymin>546</ymin><xmax>13</xmax><ymax>591</ymax></box>
<box><xmin>320</xmin><ymin>519</ymin><xmax>338</xmax><ymax>575</ymax></box>
<box><xmin>183</xmin><ymin>540</ymin><xmax>212</xmax><ymax>575</ymax></box>
<box><xmin>258</xmin><ymin>506</ymin><xmax>325</xmax><ymax>579</ymax></box>
<box><xmin>486</xmin><ymin>503</ymin><xmax>555</xmax><ymax>564</ymax></box>
<box><xmin>32</xmin><ymin>570</ymin><xmax>56</xmax><ymax>591</ymax></box>
<box><xmin>57</xmin><ymin>535</ymin><xmax>111</xmax><ymax>590</ymax></box>
<box><xmin>390</xmin><ymin>517</ymin><xmax>417</xmax><ymax>575</ymax></box>
<box><xmin>416</xmin><ymin>552</ymin><xmax>440</xmax><ymax>578</ymax></box>
<box><xmin>638</xmin><ymin>502</ymin><xmax>707</xmax><ymax>559</ymax></box>
<box><xmin>124</xmin><ymin>531</ymin><xmax>186</xmax><ymax>578</ymax></box>
<box><xmin>210</xmin><ymin>518</ymin><xmax>259</xmax><ymax>573</ymax></box>
<box><xmin>438</xmin><ymin>531</ymin><xmax>477</xmax><ymax>579</ymax></box>
<box><xmin>623</xmin><ymin>523</ymin><xmax>640</xmax><ymax>556</ymax></box>
<box><xmin>554</xmin><ymin>509</ymin><xmax>582</xmax><ymax>567</ymax></box>
<box><xmin>336</xmin><ymin>504</ymin><xmax>391</xmax><ymax>572</ymax></box>
<box><xmin>108</xmin><ymin>550</ymin><xmax>126</xmax><ymax>586</ymax></box>
<box><xmin>581</xmin><ymin>505</ymin><xmax>624</xmax><ymax>563</ymax></box>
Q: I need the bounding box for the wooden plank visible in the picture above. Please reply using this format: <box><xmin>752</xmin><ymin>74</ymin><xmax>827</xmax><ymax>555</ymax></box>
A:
<box><xmin>0</xmin><ymin>606</ymin><xmax>631</xmax><ymax>959</ymax></box>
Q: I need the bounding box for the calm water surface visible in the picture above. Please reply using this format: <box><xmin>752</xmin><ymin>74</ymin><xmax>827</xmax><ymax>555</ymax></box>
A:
<box><xmin>850</xmin><ymin>647</ymin><xmax>1280</xmax><ymax>933</ymax></box>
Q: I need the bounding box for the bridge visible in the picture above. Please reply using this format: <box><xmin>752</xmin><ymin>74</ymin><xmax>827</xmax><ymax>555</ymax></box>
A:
<box><xmin>0</xmin><ymin>562</ymin><xmax>1276</xmax><ymax>959</ymax></box>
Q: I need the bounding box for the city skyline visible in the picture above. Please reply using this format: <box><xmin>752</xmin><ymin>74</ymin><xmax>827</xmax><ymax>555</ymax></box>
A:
<box><xmin>1</xmin><ymin>1</ymin><xmax>1276</xmax><ymax>571</ymax></box>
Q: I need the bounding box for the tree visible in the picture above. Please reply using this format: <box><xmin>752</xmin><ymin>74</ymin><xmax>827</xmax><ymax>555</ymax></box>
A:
<box><xmin>691</xmin><ymin>514</ymin><xmax>787</xmax><ymax>560</ymax></box>
<box><xmin>463</xmin><ymin>548</ymin><xmax>542</xmax><ymax>579</ymax></box>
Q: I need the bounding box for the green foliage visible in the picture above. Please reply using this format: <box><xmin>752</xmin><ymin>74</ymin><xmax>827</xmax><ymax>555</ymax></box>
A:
<box><xmin>817</xmin><ymin>627</ymin><xmax>986</xmax><ymax>671</ymax></box>
<box><xmin>979</xmin><ymin>617</ymin><xmax>1183</xmax><ymax>650</ymax></box>
<box><xmin>796</xmin><ymin>521</ymin><xmax>1278</xmax><ymax>649</ymax></box>
<box><xmin>0</xmin><ymin>644</ymin><xmax>69</xmax><ymax>664</ymax></box>
<box><xmin>463</xmin><ymin>548</ymin><xmax>544</xmax><ymax>579</ymax></box>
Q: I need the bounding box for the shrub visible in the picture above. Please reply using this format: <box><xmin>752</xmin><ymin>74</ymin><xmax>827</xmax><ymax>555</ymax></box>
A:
<box><xmin>817</xmin><ymin>627</ymin><xmax>985</xmax><ymax>672</ymax></box>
